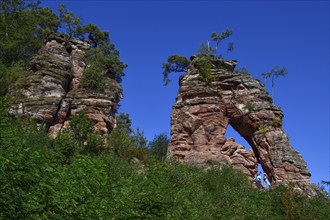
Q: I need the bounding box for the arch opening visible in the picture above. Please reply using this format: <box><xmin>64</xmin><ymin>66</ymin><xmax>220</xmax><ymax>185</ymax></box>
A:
<box><xmin>224</xmin><ymin>124</ymin><xmax>251</xmax><ymax>151</ymax></box>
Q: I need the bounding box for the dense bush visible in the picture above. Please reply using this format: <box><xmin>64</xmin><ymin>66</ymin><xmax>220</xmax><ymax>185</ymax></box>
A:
<box><xmin>1</xmin><ymin>109</ymin><xmax>329</xmax><ymax>219</ymax></box>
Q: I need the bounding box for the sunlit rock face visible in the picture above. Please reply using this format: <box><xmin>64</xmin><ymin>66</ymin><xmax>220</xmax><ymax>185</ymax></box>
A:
<box><xmin>168</xmin><ymin>56</ymin><xmax>318</xmax><ymax>196</ymax></box>
<box><xmin>9</xmin><ymin>33</ymin><xmax>122</xmax><ymax>137</ymax></box>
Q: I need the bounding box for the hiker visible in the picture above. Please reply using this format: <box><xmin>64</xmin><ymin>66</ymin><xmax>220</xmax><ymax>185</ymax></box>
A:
<box><xmin>255</xmin><ymin>172</ymin><xmax>262</xmax><ymax>189</ymax></box>
<box><xmin>263</xmin><ymin>175</ymin><xmax>271</xmax><ymax>188</ymax></box>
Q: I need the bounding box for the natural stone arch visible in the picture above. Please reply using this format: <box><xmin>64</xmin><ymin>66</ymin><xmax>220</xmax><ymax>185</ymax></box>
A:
<box><xmin>168</xmin><ymin>57</ymin><xmax>317</xmax><ymax>195</ymax></box>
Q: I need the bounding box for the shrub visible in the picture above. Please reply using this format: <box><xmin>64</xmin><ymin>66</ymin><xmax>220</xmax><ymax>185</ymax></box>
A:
<box><xmin>148</xmin><ymin>133</ymin><xmax>169</xmax><ymax>161</ymax></box>
<box><xmin>258</xmin><ymin>124</ymin><xmax>269</xmax><ymax>134</ymax></box>
<box><xmin>243</xmin><ymin>101</ymin><xmax>254</xmax><ymax>111</ymax></box>
<box><xmin>194</xmin><ymin>55</ymin><xmax>215</xmax><ymax>84</ymax></box>
<box><xmin>234</xmin><ymin>66</ymin><xmax>250</xmax><ymax>75</ymax></box>
<box><xmin>272</xmin><ymin>117</ymin><xmax>283</xmax><ymax>127</ymax></box>
<box><xmin>81</xmin><ymin>67</ymin><xmax>106</xmax><ymax>92</ymax></box>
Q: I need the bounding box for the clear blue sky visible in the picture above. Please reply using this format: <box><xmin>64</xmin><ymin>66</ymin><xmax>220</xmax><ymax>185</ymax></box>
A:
<box><xmin>42</xmin><ymin>1</ymin><xmax>329</xmax><ymax>189</ymax></box>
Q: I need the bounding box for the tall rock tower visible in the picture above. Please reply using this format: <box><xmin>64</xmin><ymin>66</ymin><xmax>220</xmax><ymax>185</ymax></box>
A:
<box><xmin>9</xmin><ymin>33</ymin><xmax>122</xmax><ymax>137</ymax></box>
<box><xmin>168</xmin><ymin>56</ymin><xmax>317</xmax><ymax>195</ymax></box>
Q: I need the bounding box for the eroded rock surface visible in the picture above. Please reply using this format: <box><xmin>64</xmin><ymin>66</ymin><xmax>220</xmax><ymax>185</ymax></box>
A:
<box><xmin>168</xmin><ymin>57</ymin><xmax>317</xmax><ymax>195</ymax></box>
<box><xmin>9</xmin><ymin>33</ymin><xmax>122</xmax><ymax>137</ymax></box>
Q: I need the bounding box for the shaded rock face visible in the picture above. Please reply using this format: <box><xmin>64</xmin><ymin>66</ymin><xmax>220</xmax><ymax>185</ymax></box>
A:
<box><xmin>169</xmin><ymin>57</ymin><xmax>316</xmax><ymax>195</ymax></box>
<box><xmin>9</xmin><ymin>33</ymin><xmax>122</xmax><ymax>137</ymax></box>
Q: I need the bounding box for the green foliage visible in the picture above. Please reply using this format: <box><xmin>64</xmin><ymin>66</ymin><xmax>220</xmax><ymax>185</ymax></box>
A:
<box><xmin>163</xmin><ymin>30</ymin><xmax>234</xmax><ymax>86</ymax></box>
<box><xmin>1</xmin><ymin>113</ymin><xmax>330</xmax><ymax>219</ymax></box>
<box><xmin>0</xmin><ymin>1</ymin><xmax>126</xmax><ymax>97</ymax></box>
<box><xmin>198</xmin><ymin>29</ymin><xmax>234</xmax><ymax>58</ymax></box>
<box><xmin>106</xmin><ymin>113</ymin><xmax>148</xmax><ymax>161</ymax></box>
<box><xmin>0</xmin><ymin>1</ymin><xmax>61</xmax><ymax>66</ymax></box>
<box><xmin>234</xmin><ymin>66</ymin><xmax>250</xmax><ymax>75</ymax></box>
<box><xmin>1</xmin><ymin>3</ymin><xmax>329</xmax><ymax>219</ymax></box>
<box><xmin>80</xmin><ymin>66</ymin><xmax>106</xmax><ymax>92</ymax></box>
<box><xmin>76</xmin><ymin>23</ymin><xmax>109</xmax><ymax>47</ymax></box>
<box><xmin>34</xmin><ymin>7</ymin><xmax>60</xmax><ymax>40</ymax></box>
<box><xmin>243</xmin><ymin>101</ymin><xmax>254</xmax><ymax>111</ymax></box>
<box><xmin>0</xmin><ymin>62</ymin><xmax>26</xmax><ymax>96</ymax></box>
<box><xmin>194</xmin><ymin>54</ymin><xmax>215</xmax><ymax>84</ymax></box>
<box><xmin>69</xmin><ymin>111</ymin><xmax>93</xmax><ymax>144</ymax></box>
<box><xmin>259</xmin><ymin>124</ymin><xmax>269</xmax><ymax>134</ymax></box>
<box><xmin>262</xmin><ymin>65</ymin><xmax>288</xmax><ymax>101</ymax></box>
<box><xmin>116</xmin><ymin>112</ymin><xmax>133</xmax><ymax>134</ymax></box>
<box><xmin>198</xmin><ymin>42</ymin><xmax>216</xmax><ymax>55</ymax></box>
<box><xmin>51</xmin><ymin>111</ymin><xmax>104</xmax><ymax>162</ymax></box>
<box><xmin>210</xmin><ymin>29</ymin><xmax>233</xmax><ymax>56</ymax></box>
<box><xmin>272</xmin><ymin>117</ymin><xmax>283</xmax><ymax>127</ymax></box>
<box><xmin>281</xmin><ymin>186</ymin><xmax>301</xmax><ymax>219</ymax></box>
<box><xmin>81</xmin><ymin>44</ymin><xmax>127</xmax><ymax>89</ymax></box>
<box><xmin>162</xmin><ymin>54</ymin><xmax>190</xmax><ymax>85</ymax></box>
<box><xmin>58</xmin><ymin>4</ymin><xmax>80</xmax><ymax>38</ymax></box>
<box><xmin>149</xmin><ymin>133</ymin><xmax>169</xmax><ymax>161</ymax></box>
<box><xmin>52</xmin><ymin>130</ymin><xmax>76</xmax><ymax>164</ymax></box>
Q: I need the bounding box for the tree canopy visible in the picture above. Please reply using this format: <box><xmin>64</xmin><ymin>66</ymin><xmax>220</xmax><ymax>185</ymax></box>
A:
<box><xmin>162</xmin><ymin>30</ymin><xmax>234</xmax><ymax>85</ymax></box>
<box><xmin>162</xmin><ymin>54</ymin><xmax>190</xmax><ymax>85</ymax></box>
<box><xmin>0</xmin><ymin>0</ymin><xmax>127</xmax><ymax>96</ymax></box>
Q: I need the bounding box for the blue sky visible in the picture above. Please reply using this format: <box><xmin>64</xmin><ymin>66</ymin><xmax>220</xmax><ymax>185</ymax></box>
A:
<box><xmin>42</xmin><ymin>1</ymin><xmax>329</xmax><ymax>188</ymax></box>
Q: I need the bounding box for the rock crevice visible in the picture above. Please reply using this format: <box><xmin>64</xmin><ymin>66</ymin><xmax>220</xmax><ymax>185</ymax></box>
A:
<box><xmin>168</xmin><ymin>57</ymin><xmax>317</xmax><ymax>195</ymax></box>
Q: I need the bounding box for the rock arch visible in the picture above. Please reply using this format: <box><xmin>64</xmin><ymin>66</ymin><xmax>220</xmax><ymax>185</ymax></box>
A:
<box><xmin>168</xmin><ymin>58</ymin><xmax>316</xmax><ymax>195</ymax></box>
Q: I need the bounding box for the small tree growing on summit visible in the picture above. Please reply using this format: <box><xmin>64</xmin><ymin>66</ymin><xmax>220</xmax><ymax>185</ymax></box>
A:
<box><xmin>162</xmin><ymin>30</ymin><xmax>234</xmax><ymax>85</ymax></box>
<box><xmin>262</xmin><ymin>65</ymin><xmax>288</xmax><ymax>102</ymax></box>
<box><xmin>162</xmin><ymin>54</ymin><xmax>190</xmax><ymax>86</ymax></box>
<box><xmin>210</xmin><ymin>29</ymin><xmax>234</xmax><ymax>57</ymax></box>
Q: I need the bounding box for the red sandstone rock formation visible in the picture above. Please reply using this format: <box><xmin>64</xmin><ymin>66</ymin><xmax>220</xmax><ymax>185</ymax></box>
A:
<box><xmin>9</xmin><ymin>33</ymin><xmax>122</xmax><ymax>137</ymax></box>
<box><xmin>168</xmin><ymin>56</ymin><xmax>318</xmax><ymax>195</ymax></box>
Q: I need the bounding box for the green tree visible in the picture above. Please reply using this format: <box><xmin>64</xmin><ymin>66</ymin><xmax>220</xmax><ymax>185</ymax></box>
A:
<box><xmin>58</xmin><ymin>4</ymin><xmax>80</xmax><ymax>38</ymax></box>
<box><xmin>149</xmin><ymin>133</ymin><xmax>169</xmax><ymax>161</ymax></box>
<box><xmin>162</xmin><ymin>54</ymin><xmax>190</xmax><ymax>85</ymax></box>
<box><xmin>0</xmin><ymin>0</ymin><xmax>42</xmax><ymax>64</ymax></box>
<box><xmin>209</xmin><ymin>29</ymin><xmax>234</xmax><ymax>57</ymax></box>
<box><xmin>0</xmin><ymin>1</ymin><xmax>61</xmax><ymax>97</ymax></box>
<box><xmin>261</xmin><ymin>65</ymin><xmax>288</xmax><ymax>101</ymax></box>
<box><xmin>34</xmin><ymin>7</ymin><xmax>60</xmax><ymax>40</ymax></box>
<box><xmin>76</xmin><ymin>23</ymin><xmax>109</xmax><ymax>47</ymax></box>
<box><xmin>81</xmin><ymin>43</ymin><xmax>127</xmax><ymax>88</ymax></box>
<box><xmin>116</xmin><ymin>112</ymin><xmax>133</xmax><ymax>134</ymax></box>
<box><xmin>193</xmin><ymin>54</ymin><xmax>215</xmax><ymax>84</ymax></box>
<box><xmin>132</xmin><ymin>128</ymin><xmax>147</xmax><ymax>149</ymax></box>
<box><xmin>69</xmin><ymin>111</ymin><xmax>93</xmax><ymax>145</ymax></box>
<box><xmin>198</xmin><ymin>29</ymin><xmax>234</xmax><ymax>58</ymax></box>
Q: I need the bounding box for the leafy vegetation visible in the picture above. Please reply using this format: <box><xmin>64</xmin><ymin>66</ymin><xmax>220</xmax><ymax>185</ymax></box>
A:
<box><xmin>0</xmin><ymin>1</ymin><xmax>126</xmax><ymax>97</ymax></box>
<box><xmin>272</xmin><ymin>117</ymin><xmax>283</xmax><ymax>127</ymax></box>
<box><xmin>199</xmin><ymin>29</ymin><xmax>234</xmax><ymax>57</ymax></box>
<box><xmin>162</xmin><ymin>30</ymin><xmax>234</xmax><ymax>85</ymax></box>
<box><xmin>1</xmin><ymin>101</ymin><xmax>329</xmax><ymax>219</ymax></box>
<box><xmin>258</xmin><ymin>124</ymin><xmax>269</xmax><ymax>134</ymax></box>
<box><xmin>234</xmin><ymin>66</ymin><xmax>250</xmax><ymax>75</ymax></box>
<box><xmin>243</xmin><ymin>101</ymin><xmax>255</xmax><ymax>112</ymax></box>
<box><xmin>1</xmin><ymin>1</ymin><xmax>329</xmax><ymax>219</ymax></box>
<box><xmin>262</xmin><ymin>65</ymin><xmax>288</xmax><ymax>101</ymax></box>
<box><xmin>162</xmin><ymin>54</ymin><xmax>190</xmax><ymax>85</ymax></box>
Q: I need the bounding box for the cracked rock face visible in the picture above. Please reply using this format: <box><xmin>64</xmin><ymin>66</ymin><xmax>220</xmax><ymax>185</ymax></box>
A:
<box><xmin>168</xmin><ymin>57</ymin><xmax>317</xmax><ymax>195</ymax></box>
<box><xmin>9</xmin><ymin>33</ymin><xmax>122</xmax><ymax>137</ymax></box>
